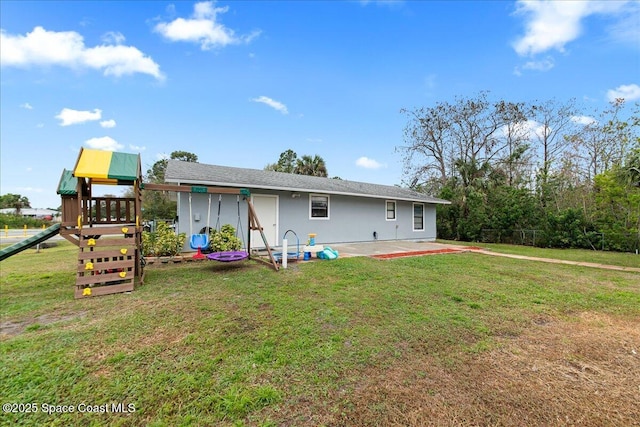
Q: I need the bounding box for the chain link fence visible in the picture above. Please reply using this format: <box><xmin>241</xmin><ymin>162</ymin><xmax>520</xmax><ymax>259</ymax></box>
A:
<box><xmin>480</xmin><ymin>229</ymin><xmax>640</xmax><ymax>253</ymax></box>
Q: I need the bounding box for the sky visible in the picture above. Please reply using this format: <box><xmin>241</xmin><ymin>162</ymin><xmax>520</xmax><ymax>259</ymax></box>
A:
<box><xmin>1</xmin><ymin>0</ymin><xmax>639</xmax><ymax>209</ymax></box>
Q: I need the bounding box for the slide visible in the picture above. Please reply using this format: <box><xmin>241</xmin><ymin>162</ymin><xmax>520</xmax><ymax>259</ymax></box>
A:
<box><xmin>0</xmin><ymin>223</ymin><xmax>61</xmax><ymax>262</ymax></box>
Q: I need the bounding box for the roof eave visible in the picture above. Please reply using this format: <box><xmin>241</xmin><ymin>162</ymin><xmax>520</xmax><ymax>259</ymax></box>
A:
<box><xmin>164</xmin><ymin>177</ymin><xmax>450</xmax><ymax>204</ymax></box>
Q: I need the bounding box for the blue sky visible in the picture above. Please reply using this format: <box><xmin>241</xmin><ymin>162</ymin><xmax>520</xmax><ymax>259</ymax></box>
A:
<box><xmin>1</xmin><ymin>0</ymin><xmax>639</xmax><ymax>209</ymax></box>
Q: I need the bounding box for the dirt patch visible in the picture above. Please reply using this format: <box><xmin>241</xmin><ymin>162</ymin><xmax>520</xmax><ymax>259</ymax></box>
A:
<box><xmin>334</xmin><ymin>312</ymin><xmax>640</xmax><ymax>426</ymax></box>
<box><xmin>0</xmin><ymin>311</ymin><xmax>88</xmax><ymax>337</ymax></box>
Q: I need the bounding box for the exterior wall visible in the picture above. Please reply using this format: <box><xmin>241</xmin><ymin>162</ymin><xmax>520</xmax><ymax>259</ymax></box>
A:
<box><xmin>175</xmin><ymin>189</ymin><xmax>437</xmax><ymax>252</ymax></box>
<box><xmin>278</xmin><ymin>192</ymin><xmax>437</xmax><ymax>245</ymax></box>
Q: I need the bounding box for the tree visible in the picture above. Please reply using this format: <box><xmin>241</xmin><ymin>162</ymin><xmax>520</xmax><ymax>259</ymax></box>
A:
<box><xmin>495</xmin><ymin>104</ymin><xmax>534</xmax><ymax>188</ymax></box>
<box><xmin>400</xmin><ymin>92</ymin><xmax>529</xmax><ymax>240</ymax></box>
<box><xmin>265</xmin><ymin>149</ymin><xmax>298</xmax><ymax>173</ymax></box>
<box><xmin>399</xmin><ymin>103</ymin><xmax>453</xmax><ymax>189</ymax></box>
<box><xmin>0</xmin><ymin>194</ymin><xmax>31</xmax><ymax>214</ymax></box>
<box><xmin>141</xmin><ymin>151</ymin><xmax>198</xmax><ymax>220</ymax></box>
<box><xmin>146</xmin><ymin>151</ymin><xmax>199</xmax><ymax>184</ymax></box>
<box><xmin>294</xmin><ymin>154</ymin><xmax>328</xmax><ymax>177</ymax></box>
<box><xmin>567</xmin><ymin>99</ymin><xmax>633</xmax><ymax>182</ymax></box>
<box><xmin>265</xmin><ymin>150</ymin><xmax>329</xmax><ymax>177</ymax></box>
<box><xmin>528</xmin><ymin>98</ymin><xmax>579</xmax><ymax>206</ymax></box>
<box><xmin>400</xmin><ymin>92</ymin><xmax>528</xmax><ymax>192</ymax></box>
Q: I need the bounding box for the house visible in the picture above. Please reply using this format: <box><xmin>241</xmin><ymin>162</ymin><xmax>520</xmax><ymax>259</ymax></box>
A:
<box><xmin>164</xmin><ymin>160</ymin><xmax>450</xmax><ymax>250</ymax></box>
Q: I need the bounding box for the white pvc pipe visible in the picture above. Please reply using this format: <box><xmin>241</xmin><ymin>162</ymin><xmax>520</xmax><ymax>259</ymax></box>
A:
<box><xmin>189</xmin><ymin>193</ymin><xmax>193</xmax><ymax>236</ymax></box>
<box><xmin>282</xmin><ymin>238</ymin><xmax>288</xmax><ymax>269</ymax></box>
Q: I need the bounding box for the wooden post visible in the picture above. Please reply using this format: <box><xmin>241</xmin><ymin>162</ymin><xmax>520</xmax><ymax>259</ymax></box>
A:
<box><xmin>246</xmin><ymin>199</ymin><xmax>278</xmax><ymax>271</ymax></box>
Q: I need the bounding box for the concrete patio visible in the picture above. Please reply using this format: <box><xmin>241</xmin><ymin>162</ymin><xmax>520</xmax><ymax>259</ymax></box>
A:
<box><xmin>300</xmin><ymin>240</ymin><xmax>473</xmax><ymax>258</ymax></box>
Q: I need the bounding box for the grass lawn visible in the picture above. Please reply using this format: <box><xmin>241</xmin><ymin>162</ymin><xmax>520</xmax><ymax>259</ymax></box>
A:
<box><xmin>1</xmin><ymin>241</ymin><xmax>639</xmax><ymax>426</ymax></box>
<box><xmin>438</xmin><ymin>239</ymin><xmax>640</xmax><ymax>269</ymax></box>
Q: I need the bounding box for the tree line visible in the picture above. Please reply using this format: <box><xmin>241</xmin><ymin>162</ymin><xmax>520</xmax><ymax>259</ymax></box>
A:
<box><xmin>399</xmin><ymin>91</ymin><xmax>639</xmax><ymax>251</ymax></box>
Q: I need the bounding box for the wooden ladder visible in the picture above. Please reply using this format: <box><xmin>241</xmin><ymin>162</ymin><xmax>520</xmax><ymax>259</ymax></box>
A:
<box><xmin>75</xmin><ymin>225</ymin><xmax>140</xmax><ymax>298</ymax></box>
<box><xmin>246</xmin><ymin>200</ymin><xmax>279</xmax><ymax>271</ymax></box>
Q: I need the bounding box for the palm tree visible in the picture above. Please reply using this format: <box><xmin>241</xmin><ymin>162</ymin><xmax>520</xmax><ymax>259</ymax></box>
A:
<box><xmin>294</xmin><ymin>155</ymin><xmax>328</xmax><ymax>177</ymax></box>
<box><xmin>0</xmin><ymin>194</ymin><xmax>31</xmax><ymax>215</ymax></box>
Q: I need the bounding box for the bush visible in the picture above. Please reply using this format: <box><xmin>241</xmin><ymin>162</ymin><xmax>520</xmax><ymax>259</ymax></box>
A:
<box><xmin>539</xmin><ymin>208</ymin><xmax>597</xmax><ymax>249</ymax></box>
<box><xmin>209</xmin><ymin>224</ymin><xmax>242</xmax><ymax>252</ymax></box>
<box><xmin>142</xmin><ymin>222</ymin><xmax>186</xmax><ymax>257</ymax></box>
<box><xmin>0</xmin><ymin>213</ymin><xmax>52</xmax><ymax>229</ymax></box>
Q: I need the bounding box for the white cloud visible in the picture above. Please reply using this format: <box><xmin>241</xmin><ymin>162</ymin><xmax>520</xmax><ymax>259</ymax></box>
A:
<box><xmin>571</xmin><ymin>115</ymin><xmax>597</xmax><ymax>126</ymax></box>
<box><xmin>101</xmin><ymin>31</ymin><xmax>125</xmax><ymax>45</ymax></box>
<box><xmin>36</xmin><ymin>123</ymin><xmax>44</xmax><ymax>128</ymax></box>
<box><xmin>356</xmin><ymin>156</ymin><xmax>386</xmax><ymax>169</ymax></box>
<box><xmin>524</xmin><ymin>57</ymin><xmax>555</xmax><ymax>71</ymax></box>
<box><xmin>56</xmin><ymin>108</ymin><xmax>102</xmax><ymax>126</ymax></box>
<box><xmin>251</xmin><ymin>96</ymin><xmax>289</xmax><ymax>114</ymax></box>
<box><xmin>512</xmin><ymin>119</ymin><xmax>548</xmax><ymax>141</ymax></box>
<box><xmin>85</xmin><ymin>136</ymin><xmax>123</xmax><ymax>151</ymax></box>
<box><xmin>606</xmin><ymin>1</ymin><xmax>640</xmax><ymax>46</ymax></box>
<box><xmin>154</xmin><ymin>1</ymin><xmax>260</xmax><ymax>50</ymax></box>
<box><xmin>81</xmin><ymin>44</ymin><xmax>164</xmax><ymax>79</ymax></box>
<box><xmin>607</xmin><ymin>83</ymin><xmax>640</xmax><ymax>102</ymax></box>
<box><xmin>100</xmin><ymin>119</ymin><xmax>116</xmax><ymax>128</ymax></box>
<box><xmin>20</xmin><ymin>102</ymin><xmax>33</xmax><ymax>109</ymax></box>
<box><xmin>0</xmin><ymin>26</ymin><xmax>164</xmax><ymax>80</ymax></box>
<box><xmin>512</xmin><ymin>0</ymin><xmax>629</xmax><ymax>56</ymax></box>
<box><xmin>129</xmin><ymin>144</ymin><xmax>146</xmax><ymax>151</ymax></box>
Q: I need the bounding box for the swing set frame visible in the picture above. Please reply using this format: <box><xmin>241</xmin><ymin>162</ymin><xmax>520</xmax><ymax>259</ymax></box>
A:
<box><xmin>142</xmin><ymin>183</ymin><xmax>279</xmax><ymax>271</ymax></box>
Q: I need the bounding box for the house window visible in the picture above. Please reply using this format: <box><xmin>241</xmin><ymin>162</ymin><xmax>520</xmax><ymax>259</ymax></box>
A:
<box><xmin>386</xmin><ymin>201</ymin><xmax>396</xmax><ymax>221</ymax></box>
<box><xmin>413</xmin><ymin>203</ymin><xmax>424</xmax><ymax>231</ymax></box>
<box><xmin>310</xmin><ymin>194</ymin><xmax>329</xmax><ymax>219</ymax></box>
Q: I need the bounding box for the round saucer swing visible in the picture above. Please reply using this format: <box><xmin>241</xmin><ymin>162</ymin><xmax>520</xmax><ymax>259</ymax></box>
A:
<box><xmin>206</xmin><ymin>195</ymin><xmax>249</xmax><ymax>263</ymax></box>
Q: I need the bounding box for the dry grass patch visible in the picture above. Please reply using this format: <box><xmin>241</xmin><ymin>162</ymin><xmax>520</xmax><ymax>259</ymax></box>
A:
<box><xmin>339</xmin><ymin>312</ymin><xmax>640</xmax><ymax>427</ymax></box>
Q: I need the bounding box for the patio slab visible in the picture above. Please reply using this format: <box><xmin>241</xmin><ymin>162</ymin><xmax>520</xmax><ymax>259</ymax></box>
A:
<box><xmin>323</xmin><ymin>240</ymin><xmax>471</xmax><ymax>258</ymax></box>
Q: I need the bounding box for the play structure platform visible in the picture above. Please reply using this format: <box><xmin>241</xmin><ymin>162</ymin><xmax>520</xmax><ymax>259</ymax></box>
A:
<box><xmin>56</xmin><ymin>148</ymin><xmax>144</xmax><ymax>298</ymax></box>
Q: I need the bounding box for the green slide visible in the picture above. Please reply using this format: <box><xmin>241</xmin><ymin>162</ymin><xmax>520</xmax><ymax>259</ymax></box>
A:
<box><xmin>0</xmin><ymin>223</ymin><xmax>61</xmax><ymax>262</ymax></box>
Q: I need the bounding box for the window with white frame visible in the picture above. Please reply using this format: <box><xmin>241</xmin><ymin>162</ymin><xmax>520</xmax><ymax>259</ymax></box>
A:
<box><xmin>310</xmin><ymin>194</ymin><xmax>329</xmax><ymax>219</ymax></box>
<box><xmin>413</xmin><ymin>203</ymin><xmax>424</xmax><ymax>231</ymax></box>
<box><xmin>386</xmin><ymin>200</ymin><xmax>396</xmax><ymax>220</ymax></box>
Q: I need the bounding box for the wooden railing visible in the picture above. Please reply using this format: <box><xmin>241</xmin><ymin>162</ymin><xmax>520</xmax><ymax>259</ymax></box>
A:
<box><xmin>84</xmin><ymin>197</ymin><xmax>136</xmax><ymax>225</ymax></box>
<box><xmin>61</xmin><ymin>196</ymin><xmax>138</xmax><ymax>229</ymax></box>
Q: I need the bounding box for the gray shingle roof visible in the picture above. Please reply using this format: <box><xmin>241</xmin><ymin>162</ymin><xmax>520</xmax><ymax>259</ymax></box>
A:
<box><xmin>165</xmin><ymin>160</ymin><xmax>450</xmax><ymax>204</ymax></box>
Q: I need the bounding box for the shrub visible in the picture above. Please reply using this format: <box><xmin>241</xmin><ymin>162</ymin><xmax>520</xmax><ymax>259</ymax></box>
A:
<box><xmin>0</xmin><ymin>213</ymin><xmax>52</xmax><ymax>229</ymax></box>
<box><xmin>209</xmin><ymin>224</ymin><xmax>242</xmax><ymax>252</ymax></box>
<box><xmin>142</xmin><ymin>222</ymin><xmax>186</xmax><ymax>257</ymax></box>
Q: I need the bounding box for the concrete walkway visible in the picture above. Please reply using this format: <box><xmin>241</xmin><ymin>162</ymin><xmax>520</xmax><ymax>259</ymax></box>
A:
<box><xmin>325</xmin><ymin>240</ymin><xmax>640</xmax><ymax>273</ymax></box>
<box><xmin>472</xmin><ymin>249</ymin><xmax>640</xmax><ymax>273</ymax></box>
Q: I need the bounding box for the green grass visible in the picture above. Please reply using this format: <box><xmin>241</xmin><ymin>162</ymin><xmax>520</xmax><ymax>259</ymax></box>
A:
<box><xmin>438</xmin><ymin>239</ymin><xmax>640</xmax><ymax>268</ymax></box>
<box><xmin>1</xmin><ymin>241</ymin><xmax>639</xmax><ymax>426</ymax></box>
